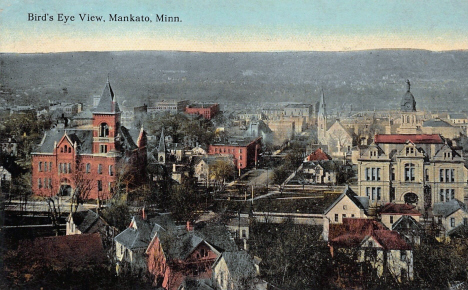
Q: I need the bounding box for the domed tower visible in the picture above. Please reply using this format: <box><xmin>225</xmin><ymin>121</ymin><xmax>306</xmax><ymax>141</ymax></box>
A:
<box><xmin>400</xmin><ymin>79</ymin><xmax>416</xmax><ymax>112</ymax></box>
<box><xmin>397</xmin><ymin>79</ymin><xmax>421</xmax><ymax>134</ymax></box>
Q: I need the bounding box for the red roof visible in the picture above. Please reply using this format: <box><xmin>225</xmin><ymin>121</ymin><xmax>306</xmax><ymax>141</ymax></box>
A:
<box><xmin>329</xmin><ymin>218</ymin><xmax>386</xmax><ymax>246</ymax></box>
<box><xmin>330</xmin><ymin>219</ymin><xmax>410</xmax><ymax>250</ymax></box>
<box><xmin>306</xmin><ymin>148</ymin><xmax>331</xmax><ymax>161</ymax></box>
<box><xmin>18</xmin><ymin>233</ymin><xmax>106</xmax><ymax>269</ymax></box>
<box><xmin>371</xmin><ymin>230</ymin><xmax>411</xmax><ymax>250</ymax></box>
<box><xmin>374</xmin><ymin>134</ymin><xmax>443</xmax><ymax>144</ymax></box>
<box><xmin>380</xmin><ymin>203</ymin><xmax>421</xmax><ymax>216</ymax></box>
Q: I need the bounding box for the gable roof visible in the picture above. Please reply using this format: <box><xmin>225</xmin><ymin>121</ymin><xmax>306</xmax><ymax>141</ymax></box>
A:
<box><xmin>153</xmin><ymin>222</ymin><xmax>238</xmax><ymax>261</ymax></box>
<box><xmin>363</xmin><ymin>230</ymin><xmax>411</xmax><ymax>250</ymax></box>
<box><xmin>324</xmin><ymin>185</ymin><xmax>368</xmax><ymax>215</ymax></box>
<box><xmin>392</xmin><ymin>215</ymin><xmax>424</xmax><ymax>232</ymax></box>
<box><xmin>70</xmin><ymin>210</ymin><xmax>101</xmax><ymax>233</ymax></box>
<box><xmin>213</xmin><ymin>251</ymin><xmax>256</xmax><ymax>279</ymax></box>
<box><xmin>114</xmin><ymin>216</ymin><xmax>153</xmax><ymax>250</ymax></box>
<box><xmin>306</xmin><ymin>148</ymin><xmax>331</xmax><ymax>161</ymax></box>
<box><xmin>329</xmin><ymin>218</ymin><xmax>386</xmax><ymax>247</ymax></box>
<box><xmin>374</xmin><ymin>134</ymin><xmax>444</xmax><ymax>144</ymax></box>
<box><xmin>432</xmin><ymin>199</ymin><xmax>468</xmax><ymax>218</ymax></box>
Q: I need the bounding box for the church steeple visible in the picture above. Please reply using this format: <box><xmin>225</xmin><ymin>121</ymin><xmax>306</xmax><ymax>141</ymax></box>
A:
<box><xmin>157</xmin><ymin>128</ymin><xmax>166</xmax><ymax>164</ymax></box>
<box><xmin>317</xmin><ymin>89</ymin><xmax>327</xmax><ymax>145</ymax></box>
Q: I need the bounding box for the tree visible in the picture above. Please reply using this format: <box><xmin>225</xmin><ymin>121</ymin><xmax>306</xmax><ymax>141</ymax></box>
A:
<box><xmin>210</xmin><ymin>159</ymin><xmax>235</xmax><ymax>192</ymax></box>
<box><xmin>70</xmin><ymin>155</ymin><xmax>95</xmax><ymax>213</ymax></box>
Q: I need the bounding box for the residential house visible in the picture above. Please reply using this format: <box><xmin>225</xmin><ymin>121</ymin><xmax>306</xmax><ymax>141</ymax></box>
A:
<box><xmin>323</xmin><ymin>186</ymin><xmax>369</xmax><ymax>241</ymax></box>
<box><xmin>212</xmin><ymin>251</ymin><xmax>267</xmax><ymax>290</ymax></box>
<box><xmin>114</xmin><ymin>216</ymin><xmax>153</xmax><ymax>275</ymax></box>
<box><xmin>329</xmin><ymin>218</ymin><xmax>413</xmax><ymax>283</ymax></box>
<box><xmin>379</xmin><ymin>203</ymin><xmax>421</xmax><ymax>230</ymax></box>
<box><xmin>306</xmin><ymin>148</ymin><xmax>331</xmax><ymax>162</ymax></box>
<box><xmin>300</xmin><ymin>160</ymin><xmax>339</xmax><ymax>185</ymax></box>
<box><xmin>0</xmin><ymin>165</ymin><xmax>12</xmax><ymax>189</ymax></box>
<box><xmin>146</xmin><ymin>221</ymin><xmax>238</xmax><ymax>290</ymax></box>
<box><xmin>193</xmin><ymin>155</ymin><xmax>235</xmax><ymax>186</ymax></box>
<box><xmin>391</xmin><ymin>215</ymin><xmax>425</xmax><ymax>245</ymax></box>
<box><xmin>432</xmin><ymin>199</ymin><xmax>468</xmax><ymax>240</ymax></box>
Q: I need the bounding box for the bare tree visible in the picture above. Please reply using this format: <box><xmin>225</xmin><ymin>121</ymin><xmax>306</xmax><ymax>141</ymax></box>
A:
<box><xmin>70</xmin><ymin>155</ymin><xmax>95</xmax><ymax>213</ymax></box>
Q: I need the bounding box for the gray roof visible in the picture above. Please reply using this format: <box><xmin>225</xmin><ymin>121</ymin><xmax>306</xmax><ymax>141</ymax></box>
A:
<box><xmin>422</xmin><ymin>118</ymin><xmax>453</xmax><ymax>128</ymax></box>
<box><xmin>157</xmin><ymin>222</ymin><xmax>238</xmax><ymax>261</ymax></box>
<box><xmin>114</xmin><ymin>216</ymin><xmax>153</xmax><ymax>250</ymax></box>
<box><xmin>34</xmin><ymin>126</ymin><xmax>137</xmax><ymax>154</ymax></box>
<box><xmin>448</xmin><ymin>113</ymin><xmax>466</xmax><ymax>119</ymax></box>
<box><xmin>324</xmin><ymin>185</ymin><xmax>368</xmax><ymax>215</ymax></box>
<box><xmin>34</xmin><ymin>129</ymin><xmax>94</xmax><ymax>154</ymax></box>
<box><xmin>95</xmin><ymin>80</ymin><xmax>120</xmax><ymax>114</ymax></box>
<box><xmin>71</xmin><ymin>210</ymin><xmax>100</xmax><ymax>233</ymax></box>
<box><xmin>214</xmin><ymin>251</ymin><xmax>256</xmax><ymax>279</ymax></box>
<box><xmin>432</xmin><ymin>199</ymin><xmax>467</xmax><ymax>218</ymax></box>
<box><xmin>73</xmin><ymin>109</ymin><xmax>93</xmax><ymax>119</ymax></box>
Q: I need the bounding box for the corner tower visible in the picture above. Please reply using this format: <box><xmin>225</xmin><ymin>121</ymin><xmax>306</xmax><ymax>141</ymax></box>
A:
<box><xmin>92</xmin><ymin>78</ymin><xmax>121</xmax><ymax>154</ymax></box>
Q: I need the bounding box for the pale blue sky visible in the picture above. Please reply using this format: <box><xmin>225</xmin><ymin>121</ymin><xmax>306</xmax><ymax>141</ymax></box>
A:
<box><xmin>1</xmin><ymin>0</ymin><xmax>467</xmax><ymax>52</ymax></box>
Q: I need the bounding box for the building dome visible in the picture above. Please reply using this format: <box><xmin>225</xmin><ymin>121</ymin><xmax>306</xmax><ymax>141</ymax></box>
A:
<box><xmin>400</xmin><ymin>79</ymin><xmax>416</xmax><ymax>112</ymax></box>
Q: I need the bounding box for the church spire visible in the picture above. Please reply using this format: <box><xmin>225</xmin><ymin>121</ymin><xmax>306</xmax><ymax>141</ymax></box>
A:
<box><xmin>318</xmin><ymin>89</ymin><xmax>326</xmax><ymax>117</ymax></box>
<box><xmin>158</xmin><ymin>128</ymin><xmax>166</xmax><ymax>153</ymax></box>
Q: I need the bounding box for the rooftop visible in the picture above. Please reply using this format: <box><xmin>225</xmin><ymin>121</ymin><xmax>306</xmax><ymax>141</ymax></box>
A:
<box><xmin>374</xmin><ymin>134</ymin><xmax>444</xmax><ymax>144</ymax></box>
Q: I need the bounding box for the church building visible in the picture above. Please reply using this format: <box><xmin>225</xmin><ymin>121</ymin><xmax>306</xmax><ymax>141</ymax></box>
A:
<box><xmin>31</xmin><ymin>79</ymin><xmax>147</xmax><ymax>200</ymax></box>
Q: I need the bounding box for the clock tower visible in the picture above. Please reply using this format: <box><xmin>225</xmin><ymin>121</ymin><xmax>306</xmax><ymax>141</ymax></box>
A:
<box><xmin>400</xmin><ymin>79</ymin><xmax>416</xmax><ymax>112</ymax></box>
<box><xmin>397</xmin><ymin>79</ymin><xmax>422</xmax><ymax>134</ymax></box>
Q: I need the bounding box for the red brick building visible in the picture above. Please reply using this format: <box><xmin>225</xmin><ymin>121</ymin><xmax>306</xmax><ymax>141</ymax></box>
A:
<box><xmin>31</xmin><ymin>79</ymin><xmax>147</xmax><ymax>200</ymax></box>
<box><xmin>185</xmin><ymin>103</ymin><xmax>220</xmax><ymax>120</ymax></box>
<box><xmin>208</xmin><ymin>137</ymin><xmax>261</xmax><ymax>170</ymax></box>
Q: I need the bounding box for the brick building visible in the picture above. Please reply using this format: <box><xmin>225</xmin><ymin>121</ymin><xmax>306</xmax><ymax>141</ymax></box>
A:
<box><xmin>31</xmin><ymin>79</ymin><xmax>147</xmax><ymax>200</ymax></box>
<box><xmin>185</xmin><ymin>103</ymin><xmax>220</xmax><ymax>120</ymax></box>
<box><xmin>208</xmin><ymin>137</ymin><xmax>261</xmax><ymax>171</ymax></box>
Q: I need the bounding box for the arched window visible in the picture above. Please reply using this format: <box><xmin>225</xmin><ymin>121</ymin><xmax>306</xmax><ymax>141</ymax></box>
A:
<box><xmin>98</xmin><ymin>164</ymin><xmax>102</xmax><ymax>174</ymax></box>
<box><xmin>99</xmin><ymin>123</ymin><xmax>109</xmax><ymax>137</ymax></box>
<box><xmin>86</xmin><ymin>163</ymin><xmax>91</xmax><ymax>173</ymax></box>
<box><xmin>64</xmin><ymin>145</ymin><xmax>68</xmax><ymax>152</ymax></box>
<box><xmin>68</xmin><ymin>147</ymin><xmax>71</xmax><ymax>153</ymax></box>
<box><xmin>38</xmin><ymin>162</ymin><xmax>43</xmax><ymax>172</ymax></box>
<box><xmin>109</xmin><ymin>165</ymin><xmax>114</xmax><ymax>176</ymax></box>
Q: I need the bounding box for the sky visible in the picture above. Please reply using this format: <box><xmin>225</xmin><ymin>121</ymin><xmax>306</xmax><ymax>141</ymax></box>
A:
<box><xmin>1</xmin><ymin>0</ymin><xmax>468</xmax><ymax>53</ymax></box>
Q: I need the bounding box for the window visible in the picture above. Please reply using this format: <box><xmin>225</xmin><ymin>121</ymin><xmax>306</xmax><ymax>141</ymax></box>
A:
<box><xmin>351</xmin><ymin>214</ymin><xmax>355</xmax><ymax>217</ymax></box>
<box><xmin>44</xmin><ymin>162</ymin><xmax>48</xmax><ymax>172</ymax></box>
<box><xmin>343</xmin><ymin>205</ymin><xmax>347</xmax><ymax>210</ymax></box>
<box><xmin>400</xmin><ymin>250</ymin><xmax>407</xmax><ymax>261</ymax></box>
<box><xmin>366</xmin><ymin>167</ymin><xmax>381</xmax><ymax>181</ymax></box>
<box><xmin>64</xmin><ymin>145</ymin><xmax>68</xmax><ymax>152</ymax></box>
<box><xmin>390</xmin><ymin>216</ymin><xmax>394</xmax><ymax>224</ymax></box>
<box><xmin>38</xmin><ymin>178</ymin><xmax>42</xmax><ymax>189</ymax></box>
<box><xmin>440</xmin><ymin>189</ymin><xmax>445</xmax><ymax>202</ymax></box>
<box><xmin>242</xmin><ymin>230</ymin><xmax>246</xmax><ymax>238</ymax></box>
<box><xmin>68</xmin><ymin>147</ymin><xmax>71</xmax><ymax>153</ymax></box>
<box><xmin>109</xmin><ymin>165</ymin><xmax>114</xmax><ymax>176</ymax></box>
<box><xmin>97</xmin><ymin>180</ymin><xmax>102</xmax><ymax>191</ymax></box>
<box><xmin>100</xmin><ymin>145</ymin><xmax>108</xmax><ymax>153</ymax></box>
<box><xmin>50</xmin><ymin>162</ymin><xmax>53</xmax><ymax>171</ymax></box>
<box><xmin>98</xmin><ymin>164</ymin><xmax>102</xmax><ymax>174</ymax></box>
<box><xmin>425</xmin><ymin>169</ymin><xmax>429</xmax><ymax>181</ymax></box>
<box><xmin>440</xmin><ymin>169</ymin><xmax>444</xmax><ymax>182</ymax></box>
<box><xmin>451</xmin><ymin>217</ymin><xmax>455</xmax><ymax>228</ymax></box>
<box><xmin>68</xmin><ymin>163</ymin><xmax>72</xmax><ymax>173</ymax></box>
<box><xmin>405</xmin><ymin>163</ymin><xmax>415</xmax><ymax>181</ymax></box>
<box><xmin>342</xmin><ymin>214</ymin><xmax>346</xmax><ymax>219</ymax></box>
<box><xmin>99</xmin><ymin>123</ymin><xmax>109</xmax><ymax>137</ymax></box>
<box><xmin>38</xmin><ymin>162</ymin><xmax>43</xmax><ymax>172</ymax></box>
<box><xmin>86</xmin><ymin>163</ymin><xmax>91</xmax><ymax>173</ymax></box>
<box><xmin>334</xmin><ymin>214</ymin><xmax>338</xmax><ymax>222</ymax></box>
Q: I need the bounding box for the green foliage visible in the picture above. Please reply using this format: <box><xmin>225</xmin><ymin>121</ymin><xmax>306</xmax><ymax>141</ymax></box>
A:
<box><xmin>249</xmin><ymin>221</ymin><xmax>332</xmax><ymax>289</ymax></box>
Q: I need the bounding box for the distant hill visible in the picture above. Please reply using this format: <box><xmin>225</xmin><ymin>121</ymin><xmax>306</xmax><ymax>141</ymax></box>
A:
<box><xmin>1</xmin><ymin>50</ymin><xmax>467</xmax><ymax>112</ymax></box>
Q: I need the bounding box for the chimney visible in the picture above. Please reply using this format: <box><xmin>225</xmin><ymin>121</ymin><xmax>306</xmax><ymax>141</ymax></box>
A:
<box><xmin>142</xmin><ymin>207</ymin><xmax>147</xmax><ymax>220</ymax></box>
<box><xmin>186</xmin><ymin>221</ymin><xmax>194</xmax><ymax>231</ymax></box>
